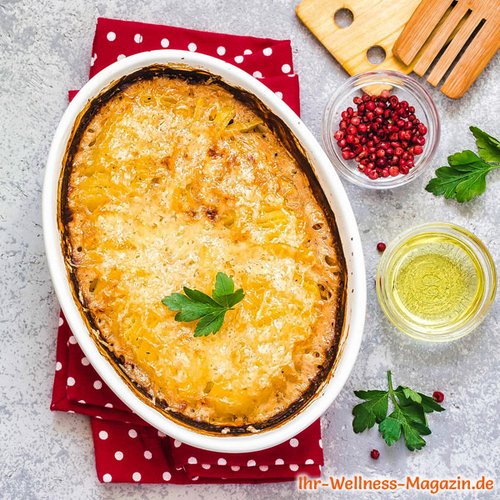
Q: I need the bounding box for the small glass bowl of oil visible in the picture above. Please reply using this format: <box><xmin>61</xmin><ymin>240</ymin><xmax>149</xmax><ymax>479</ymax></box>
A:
<box><xmin>376</xmin><ymin>223</ymin><xmax>496</xmax><ymax>342</ymax></box>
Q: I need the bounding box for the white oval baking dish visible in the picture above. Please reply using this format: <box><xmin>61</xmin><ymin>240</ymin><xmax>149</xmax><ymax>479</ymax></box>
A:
<box><xmin>43</xmin><ymin>50</ymin><xmax>366</xmax><ymax>453</ymax></box>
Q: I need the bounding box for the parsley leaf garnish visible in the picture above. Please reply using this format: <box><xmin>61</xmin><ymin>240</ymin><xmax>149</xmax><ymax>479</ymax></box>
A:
<box><xmin>470</xmin><ymin>126</ymin><xmax>500</xmax><ymax>163</ymax></box>
<box><xmin>161</xmin><ymin>272</ymin><xmax>244</xmax><ymax>337</ymax></box>
<box><xmin>352</xmin><ymin>371</ymin><xmax>444</xmax><ymax>451</ymax></box>
<box><xmin>425</xmin><ymin>126</ymin><xmax>500</xmax><ymax>203</ymax></box>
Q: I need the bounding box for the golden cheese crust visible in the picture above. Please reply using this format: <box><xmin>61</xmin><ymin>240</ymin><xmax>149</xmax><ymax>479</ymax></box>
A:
<box><xmin>61</xmin><ymin>67</ymin><xmax>346</xmax><ymax>432</ymax></box>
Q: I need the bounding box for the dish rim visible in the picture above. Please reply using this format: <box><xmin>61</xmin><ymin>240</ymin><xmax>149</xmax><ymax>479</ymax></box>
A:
<box><xmin>43</xmin><ymin>49</ymin><xmax>366</xmax><ymax>453</ymax></box>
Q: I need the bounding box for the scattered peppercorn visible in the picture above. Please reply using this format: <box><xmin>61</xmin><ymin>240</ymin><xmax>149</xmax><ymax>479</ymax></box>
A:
<box><xmin>370</xmin><ymin>449</ymin><xmax>380</xmax><ymax>460</ymax></box>
<box><xmin>432</xmin><ymin>391</ymin><xmax>445</xmax><ymax>403</ymax></box>
<box><xmin>334</xmin><ymin>91</ymin><xmax>427</xmax><ymax>179</ymax></box>
<box><xmin>377</xmin><ymin>242</ymin><xmax>387</xmax><ymax>252</ymax></box>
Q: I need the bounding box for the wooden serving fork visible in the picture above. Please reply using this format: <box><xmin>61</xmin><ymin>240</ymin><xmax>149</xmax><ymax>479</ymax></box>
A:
<box><xmin>393</xmin><ymin>0</ymin><xmax>500</xmax><ymax>98</ymax></box>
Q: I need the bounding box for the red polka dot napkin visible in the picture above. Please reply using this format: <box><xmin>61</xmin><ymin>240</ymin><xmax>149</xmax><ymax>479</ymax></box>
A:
<box><xmin>51</xmin><ymin>18</ymin><xmax>324</xmax><ymax>484</ymax></box>
<box><xmin>88</xmin><ymin>17</ymin><xmax>300</xmax><ymax>113</ymax></box>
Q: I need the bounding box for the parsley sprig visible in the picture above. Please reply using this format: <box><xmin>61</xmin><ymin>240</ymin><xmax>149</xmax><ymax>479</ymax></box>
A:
<box><xmin>353</xmin><ymin>371</ymin><xmax>444</xmax><ymax>451</ymax></box>
<box><xmin>162</xmin><ymin>272</ymin><xmax>244</xmax><ymax>337</ymax></box>
<box><xmin>426</xmin><ymin>126</ymin><xmax>500</xmax><ymax>202</ymax></box>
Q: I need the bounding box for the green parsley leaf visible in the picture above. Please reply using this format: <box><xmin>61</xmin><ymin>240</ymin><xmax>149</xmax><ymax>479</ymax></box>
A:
<box><xmin>402</xmin><ymin>421</ymin><xmax>427</xmax><ymax>451</ymax></box>
<box><xmin>162</xmin><ymin>273</ymin><xmax>245</xmax><ymax>337</ymax></box>
<box><xmin>213</xmin><ymin>272</ymin><xmax>234</xmax><ymax>298</ymax></box>
<box><xmin>399</xmin><ymin>403</ymin><xmax>426</xmax><ymax>425</ymax></box>
<box><xmin>470</xmin><ymin>126</ymin><xmax>500</xmax><ymax>164</ymax></box>
<box><xmin>194</xmin><ymin>310</ymin><xmax>226</xmax><ymax>337</ymax></box>
<box><xmin>395</xmin><ymin>387</ymin><xmax>444</xmax><ymax>414</ymax></box>
<box><xmin>401</xmin><ymin>386</ymin><xmax>422</xmax><ymax>404</ymax></box>
<box><xmin>212</xmin><ymin>272</ymin><xmax>245</xmax><ymax>308</ymax></box>
<box><xmin>353</xmin><ymin>391</ymin><xmax>389</xmax><ymax>432</ymax></box>
<box><xmin>352</xmin><ymin>403</ymin><xmax>377</xmax><ymax>433</ymax></box>
<box><xmin>352</xmin><ymin>371</ymin><xmax>444</xmax><ymax>452</ymax></box>
<box><xmin>425</xmin><ymin>127</ymin><xmax>500</xmax><ymax>203</ymax></box>
<box><xmin>378</xmin><ymin>415</ymin><xmax>402</xmax><ymax>446</ymax></box>
<box><xmin>409</xmin><ymin>420</ymin><xmax>432</xmax><ymax>436</ymax></box>
<box><xmin>161</xmin><ymin>293</ymin><xmax>212</xmax><ymax>322</ymax></box>
<box><xmin>418</xmin><ymin>393</ymin><xmax>446</xmax><ymax>414</ymax></box>
<box><xmin>353</xmin><ymin>390</ymin><xmax>388</xmax><ymax>400</ymax></box>
<box><xmin>183</xmin><ymin>287</ymin><xmax>220</xmax><ymax>306</ymax></box>
<box><xmin>352</xmin><ymin>391</ymin><xmax>388</xmax><ymax>431</ymax></box>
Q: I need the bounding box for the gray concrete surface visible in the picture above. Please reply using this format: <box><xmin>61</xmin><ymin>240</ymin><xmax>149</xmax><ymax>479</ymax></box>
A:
<box><xmin>0</xmin><ymin>1</ymin><xmax>498</xmax><ymax>499</ymax></box>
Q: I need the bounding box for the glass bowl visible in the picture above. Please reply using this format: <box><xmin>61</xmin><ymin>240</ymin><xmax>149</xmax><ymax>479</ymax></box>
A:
<box><xmin>322</xmin><ymin>71</ymin><xmax>440</xmax><ymax>189</ymax></box>
<box><xmin>376</xmin><ymin>223</ymin><xmax>496</xmax><ymax>342</ymax></box>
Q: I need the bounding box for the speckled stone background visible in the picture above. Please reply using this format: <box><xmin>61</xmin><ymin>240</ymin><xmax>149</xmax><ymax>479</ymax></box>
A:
<box><xmin>0</xmin><ymin>1</ymin><xmax>498</xmax><ymax>499</ymax></box>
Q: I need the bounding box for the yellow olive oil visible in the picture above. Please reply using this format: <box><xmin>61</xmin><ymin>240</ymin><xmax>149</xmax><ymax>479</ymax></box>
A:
<box><xmin>388</xmin><ymin>233</ymin><xmax>484</xmax><ymax>330</ymax></box>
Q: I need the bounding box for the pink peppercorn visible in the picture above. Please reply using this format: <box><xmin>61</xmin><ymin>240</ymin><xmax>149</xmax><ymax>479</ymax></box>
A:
<box><xmin>334</xmin><ymin>92</ymin><xmax>427</xmax><ymax>180</ymax></box>
<box><xmin>433</xmin><ymin>391</ymin><xmax>444</xmax><ymax>403</ymax></box>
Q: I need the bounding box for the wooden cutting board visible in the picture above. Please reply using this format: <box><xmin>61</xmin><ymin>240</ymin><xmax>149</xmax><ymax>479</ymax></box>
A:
<box><xmin>296</xmin><ymin>0</ymin><xmax>422</xmax><ymax>75</ymax></box>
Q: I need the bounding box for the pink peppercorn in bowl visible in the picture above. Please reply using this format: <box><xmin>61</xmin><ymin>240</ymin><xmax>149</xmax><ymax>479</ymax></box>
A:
<box><xmin>322</xmin><ymin>71</ymin><xmax>440</xmax><ymax>189</ymax></box>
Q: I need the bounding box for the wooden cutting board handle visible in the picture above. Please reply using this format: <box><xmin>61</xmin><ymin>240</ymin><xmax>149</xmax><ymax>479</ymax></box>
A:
<box><xmin>296</xmin><ymin>0</ymin><xmax>422</xmax><ymax>75</ymax></box>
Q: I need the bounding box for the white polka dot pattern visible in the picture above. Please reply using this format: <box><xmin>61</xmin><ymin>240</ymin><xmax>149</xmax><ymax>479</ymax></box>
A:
<box><xmin>134</xmin><ymin>33</ymin><xmax>143</xmax><ymax>44</ymax></box>
<box><xmin>161</xmin><ymin>38</ymin><xmax>169</xmax><ymax>48</ymax></box>
<box><xmin>106</xmin><ymin>31</ymin><xmax>116</xmax><ymax>42</ymax></box>
<box><xmin>281</xmin><ymin>63</ymin><xmax>291</xmax><ymax>74</ymax></box>
<box><xmin>98</xmin><ymin>430</ymin><xmax>108</xmax><ymax>440</ymax></box>
<box><xmin>114</xmin><ymin>451</ymin><xmax>123</xmax><ymax>461</ymax></box>
<box><xmin>187</xmin><ymin>42</ymin><xmax>197</xmax><ymax>51</ymax></box>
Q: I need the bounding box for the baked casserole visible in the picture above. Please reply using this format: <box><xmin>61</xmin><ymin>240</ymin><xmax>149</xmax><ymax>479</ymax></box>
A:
<box><xmin>59</xmin><ymin>65</ymin><xmax>346</xmax><ymax>433</ymax></box>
